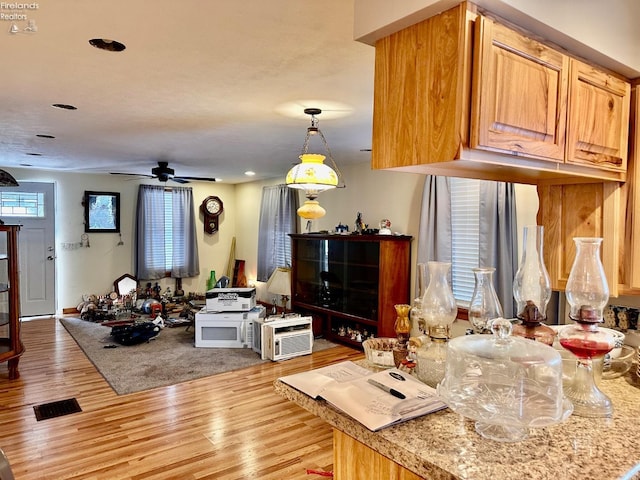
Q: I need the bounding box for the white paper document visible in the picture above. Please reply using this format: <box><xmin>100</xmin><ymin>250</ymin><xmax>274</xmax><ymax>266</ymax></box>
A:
<box><xmin>278</xmin><ymin>361</ymin><xmax>447</xmax><ymax>431</ymax></box>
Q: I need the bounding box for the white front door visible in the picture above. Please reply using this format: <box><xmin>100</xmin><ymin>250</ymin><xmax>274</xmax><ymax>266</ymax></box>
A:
<box><xmin>2</xmin><ymin>182</ymin><xmax>56</xmax><ymax>316</ymax></box>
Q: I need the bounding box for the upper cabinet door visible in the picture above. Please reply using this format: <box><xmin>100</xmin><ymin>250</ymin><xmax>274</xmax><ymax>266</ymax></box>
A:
<box><xmin>566</xmin><ymin>59</ymin><xmax>631</xmax><ymax>172</ymax></box>
<box><xmin>471</xmin><ymin>17</ymin><xmax>569</xmax><ymax>162</ymax></box>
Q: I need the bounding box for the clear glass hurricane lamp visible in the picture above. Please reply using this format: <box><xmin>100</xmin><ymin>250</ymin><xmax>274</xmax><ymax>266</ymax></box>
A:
<box><xmin>415</xmin><ymin>262</ymin><xmax>457</xmax><ymax>387</ymax></box>
<box><xmin>468</xmin><ymin>267</ymin><xmax>503</xmax><ymax>334</ymax></box>
<box><xmin>560</xmin><ymin>237</ymin><xmax>615</xmax><ymax>417</ymax></box>
<box><xmin>512</xmin><ymin>225</ymin><xmax>554</xmax><ymax>345</ymax></box>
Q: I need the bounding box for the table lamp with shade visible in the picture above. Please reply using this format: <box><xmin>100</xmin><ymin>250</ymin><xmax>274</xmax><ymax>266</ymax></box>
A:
<box><xmin>267</xmin><ymin>267</ymin><xmax>292</xmax><ymax>317</ymax></box>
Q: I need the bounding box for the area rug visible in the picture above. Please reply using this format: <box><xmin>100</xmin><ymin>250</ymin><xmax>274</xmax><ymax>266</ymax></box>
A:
<box><xmin>60</xmin><ymin>317</ymin><xmax>338</xmax><ymax>395</ymax></box>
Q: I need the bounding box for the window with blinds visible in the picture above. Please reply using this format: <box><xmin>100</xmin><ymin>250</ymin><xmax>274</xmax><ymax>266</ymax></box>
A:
<box><xmin>450</xmin><ymin>178</ymin><xmax>480</xmax><ymax>306</ymax></box>
<box><xmin>163</xmin><ymin>192</ymin><xmax>174</xmax><ymax>271</ymax></box>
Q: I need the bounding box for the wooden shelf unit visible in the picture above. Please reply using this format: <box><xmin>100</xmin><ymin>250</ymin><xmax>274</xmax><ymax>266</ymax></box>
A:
<box><xmin>290</xmin><ymin>233</ymin><xmax>411</xmax><ymax>346</ymax></box>
<box><xmin>0</xmin><ymin>225</ymin><xmax>23</xmax><ymax>380</ymax></box>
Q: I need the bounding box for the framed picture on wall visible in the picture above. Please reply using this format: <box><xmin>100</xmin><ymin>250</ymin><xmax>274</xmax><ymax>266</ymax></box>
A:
<box><xmin>84</xmin><ymin>191</ymin><xmax>120</xmax><ymax>233</ymax></box>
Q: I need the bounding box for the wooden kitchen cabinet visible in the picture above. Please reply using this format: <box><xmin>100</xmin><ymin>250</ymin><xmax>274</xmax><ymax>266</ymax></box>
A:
<box><xmin>619</xmin><ymin>81</ymin><xmax>640</xmax><ymax>292</ymax></box>
<box><xmin>566</xmin><ymin>59</ymin><xmax>630</xmax><ymax>172</ymax></box>
<box><xmin>372</xmin><ymin>2</ymin><xmax>631</xmax><ymax>185</ymax></box>
<box><xmin>471</xmin><ymin>16</ymin><xmax>568</xmax><ymax>163</ymax></box>
<box><xmin>537</xmin><ymin>182</ymin><xmax>620</xmax><ymax>297</ymax></box>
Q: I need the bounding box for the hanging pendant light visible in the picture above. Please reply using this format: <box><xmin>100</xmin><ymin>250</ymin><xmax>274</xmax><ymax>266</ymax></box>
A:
<box><xmin>286</xmin><ymin>108</ymin><xmax>345</xmax><ymax>219</ymax></box>
<box><xmin>0</xmin><ymin>170</ymin><xmax>19</xmax><ymax>187</ymax></box>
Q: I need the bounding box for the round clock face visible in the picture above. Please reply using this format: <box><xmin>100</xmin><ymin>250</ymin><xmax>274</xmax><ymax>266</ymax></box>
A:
<box><xmin>205</xmin><ymin>198</ymin><xmax>221</xmax><ymax>215</ymax></box>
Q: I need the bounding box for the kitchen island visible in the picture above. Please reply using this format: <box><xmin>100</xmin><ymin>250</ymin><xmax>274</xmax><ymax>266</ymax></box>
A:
<box><xmin>274</xmin><ymin>361</ymin><xmax>640</xmax><ymax>480</ymax></box>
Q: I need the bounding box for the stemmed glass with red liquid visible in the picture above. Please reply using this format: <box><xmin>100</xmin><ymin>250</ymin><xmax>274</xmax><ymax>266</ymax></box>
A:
<box><xmin>560</xmin><ymin>237</ymin><xmax>614</xmax><ymax>417</ymax></box>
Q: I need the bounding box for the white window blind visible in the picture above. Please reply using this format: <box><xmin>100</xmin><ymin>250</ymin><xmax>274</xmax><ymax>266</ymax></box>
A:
<box><xmin>164</xmin><ymin>192</ymin><xmax>174</xmax><ymax>271</ymax></box>
<box><xmin>450</xmin><ymin>178</ymin><xmax>480</xmax><ymax>305</ymax></box>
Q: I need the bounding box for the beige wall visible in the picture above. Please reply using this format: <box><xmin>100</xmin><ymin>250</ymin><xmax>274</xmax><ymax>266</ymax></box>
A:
<box><xmin>7</xmin><ymin>164</ymin><xmax>537</xmax><ymax>315</ymax></box>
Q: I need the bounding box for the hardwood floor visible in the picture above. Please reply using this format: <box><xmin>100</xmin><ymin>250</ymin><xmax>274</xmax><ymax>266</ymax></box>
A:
<box><xmin>0</xmin><ymin>317</ymin><xmax>364</xmax><ymax>479</ymax></box>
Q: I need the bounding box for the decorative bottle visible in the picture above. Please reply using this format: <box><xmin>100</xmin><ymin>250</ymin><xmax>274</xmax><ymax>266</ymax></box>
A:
<box><xmin>468</xmin><ymin>267</ymin><xmax>503</xmax><ymax>334</ymax></box>
<box><xmin>393</xmin><ymin>304</ymin><xmax>412</xmax><ymax>367</ymax></box>
<box><xmin>206</xmin><ymin>270</ymin><xmax>217</xmax><ymax>291</ymax></box>
<box><xmin>559</xmin><ymin>237</ymin><xmax>615</xmax><ymax>417</ymax></box>
<box><xmin>512</xmin><ymin>225</ymin><xmax>554</xmax><ymax>344</ymax></box>
<box><xmin>415</xmin><ymin>262</ymin><xmax>457</xmax><ymax>387</ymax></box>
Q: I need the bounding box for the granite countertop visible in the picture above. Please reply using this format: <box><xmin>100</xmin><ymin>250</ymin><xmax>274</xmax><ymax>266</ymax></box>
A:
<box><xmin>274</xmin><ymin>360</ymin><xmax>640</xmax><ymax>480</ymax></box>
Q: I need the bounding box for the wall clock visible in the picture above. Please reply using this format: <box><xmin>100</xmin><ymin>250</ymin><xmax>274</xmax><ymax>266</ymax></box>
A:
<box><xmin>200</xmin><ymin>196</ymin><xmax>223</xmax><ymax>234</ymax></box>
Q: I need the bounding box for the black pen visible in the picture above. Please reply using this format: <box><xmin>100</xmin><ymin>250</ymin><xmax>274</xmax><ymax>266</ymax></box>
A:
<box><xmin>367</xmin><ymin>379</ymin><xmax>406</xmax><ymax>399</ymax></box>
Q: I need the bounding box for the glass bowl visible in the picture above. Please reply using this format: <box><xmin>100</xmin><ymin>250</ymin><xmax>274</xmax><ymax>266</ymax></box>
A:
<box><xmin>602</xmin><ymin>345</ymin><xmax>635</xmax><ymax>379</ymax></box>
<box><xmin>362</xmin><ymin>337</ymin><xmax>398</xmax><ymax>368</ymax></box>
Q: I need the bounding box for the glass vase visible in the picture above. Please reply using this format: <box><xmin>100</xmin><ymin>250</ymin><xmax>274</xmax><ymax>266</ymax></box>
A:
<box><xmin>393</xmin><ymin>304</ymin><xmax>411</xmax><ymax>347</ymax></box>
<box><xmin>468</xmin><ymin>267</ymin><xmax>503</xmax><ymax>334</ymax></box>
<box><xmin>561</xmin><ymin>237</ymin><xmax>613</xmax><ymax>417</ymax></box>
<box><xmin>512</xmin><ymin>225</ymin><xmax>554</xmax><ymax>344</ymax></box>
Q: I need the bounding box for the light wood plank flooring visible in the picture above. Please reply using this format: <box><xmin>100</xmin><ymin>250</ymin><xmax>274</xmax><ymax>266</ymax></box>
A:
<box><xmin>0</xmin><ymin>317</ymin><xmax>363</xmax><ymax>479</ymax></box>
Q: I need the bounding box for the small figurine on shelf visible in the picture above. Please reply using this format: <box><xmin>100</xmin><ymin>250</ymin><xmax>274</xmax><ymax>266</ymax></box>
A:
<box><xmin>355</xmin><ymin>212</ymin><xmax>366</xmax><ymax>234</ymax></box>
<box><xmin>379</xmin><ymin>219</ymin><xmax>392</xmax><ymax>235</ymax></box>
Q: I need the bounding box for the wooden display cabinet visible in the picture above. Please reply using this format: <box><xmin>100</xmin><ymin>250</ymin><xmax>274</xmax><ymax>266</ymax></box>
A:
<box><xmin>290</xmin><ymin>234</ymin><xmax>411</xmax><ymax>347</ymax></box>
<box><xmin>0</xmin><ymin>225</ymin><xmax>24</xmax><ymax>380</ymax></box>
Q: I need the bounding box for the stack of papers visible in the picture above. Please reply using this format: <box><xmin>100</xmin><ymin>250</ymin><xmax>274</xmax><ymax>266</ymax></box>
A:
<box><xmin>278</xmin><ymin>361</ymin><xmax>447</xmax><ymax>431</ymax></box>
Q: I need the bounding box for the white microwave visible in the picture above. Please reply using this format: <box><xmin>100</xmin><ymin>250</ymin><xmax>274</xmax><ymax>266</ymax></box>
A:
<box><xmin>195</xmin><ymin>306</ymin><xmax>265</xmax><ymax>348</ymax></box>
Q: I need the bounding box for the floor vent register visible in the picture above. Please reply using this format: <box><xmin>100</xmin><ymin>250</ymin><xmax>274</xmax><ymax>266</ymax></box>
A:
<box><xmin>33</xmin><ymin>398</ymin><xmax>82</xmax><ymax>421</ymax></box>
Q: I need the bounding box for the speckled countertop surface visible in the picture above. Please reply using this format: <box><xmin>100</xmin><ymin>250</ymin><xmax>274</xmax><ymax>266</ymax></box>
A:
<box><xmin>274</xmin><ymin>360</ymin><xmax>640</xmax><ymax>480</ymax></box>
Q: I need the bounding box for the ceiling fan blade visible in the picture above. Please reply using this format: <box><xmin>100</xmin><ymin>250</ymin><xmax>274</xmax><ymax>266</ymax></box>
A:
<box><xmin>170</xmin><ymin>177</ymin><xmax>190</xmax><ymax>184</ymax></box>
<box><xmin>177</xmin><ymin>176</ymin><xmax>217</xmax><ymax>182</ymax></box>
<box><xmin>110</xmin><ymin>172</ymin><xmax>155</xmax><ymax>178</ymax></box>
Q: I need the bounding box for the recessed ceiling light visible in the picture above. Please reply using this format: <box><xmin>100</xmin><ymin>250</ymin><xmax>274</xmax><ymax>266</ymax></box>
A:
<box><xmin>89</xmin><ymin>38</ymin><xmax>126</xmax><ymax>52</ymax></box>
<box><xmin>36</xmin><ymin>134</ymin><xmax>55</xmax><ymax>139</ymax></box>
<box><xmin>244</xmin><ymin>171</ymin><xmax>256</xmax><ymax>176</ymax></box>
<box><xmin>52</xmin><ymin>104</ymin><xmax>77</xmax><ymax>110</ymax></box>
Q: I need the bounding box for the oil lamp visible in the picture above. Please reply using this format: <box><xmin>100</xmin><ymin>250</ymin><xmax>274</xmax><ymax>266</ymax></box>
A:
<box><xmin>415</xmin><ymin>262</ymin><xmax>457</xmax><ymax>387</ymax></box>
<box><xmin>511</xmin><ymin>225</ymin><xmax>555</xmax><ymax>345</ymax></box>
<box><xmin>559</xmin><ymin>237</ymin><xmax>615</xmax><ymax>417</ymax></box>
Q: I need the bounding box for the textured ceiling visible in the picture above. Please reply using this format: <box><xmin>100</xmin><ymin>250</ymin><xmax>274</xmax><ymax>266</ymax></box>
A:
<box><xmin>1</xmin><ymin>0</ymin><xmax>376</xmax><ymax>184</ymax></box>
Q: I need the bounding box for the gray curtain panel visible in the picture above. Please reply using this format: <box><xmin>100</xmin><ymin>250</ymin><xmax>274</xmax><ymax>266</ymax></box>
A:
<box><xmin>478</xmin><ymin>181</ymin><xmax>518</xmax><ymax>318</ymax></box>
<box><xmin>135</xmin><ymin>184</ymin><xmax>199</xmax><ymax>280</ymax></box>
<box><xmin>257</xmin><ymin>185</ymin><xmax>299</xmax><ymax>282</ymax></box>
<box><xmin>417</xmin><ymin>175</ymin><xmax>517</xmax><ymax>318</ymax></box>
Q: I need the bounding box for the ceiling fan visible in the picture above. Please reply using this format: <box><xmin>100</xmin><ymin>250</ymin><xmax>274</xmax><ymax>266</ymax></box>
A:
<box><xmin>110</xmin><ymin>161</ymin><xmax>217</xmax><ymax>184</ymax></box>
